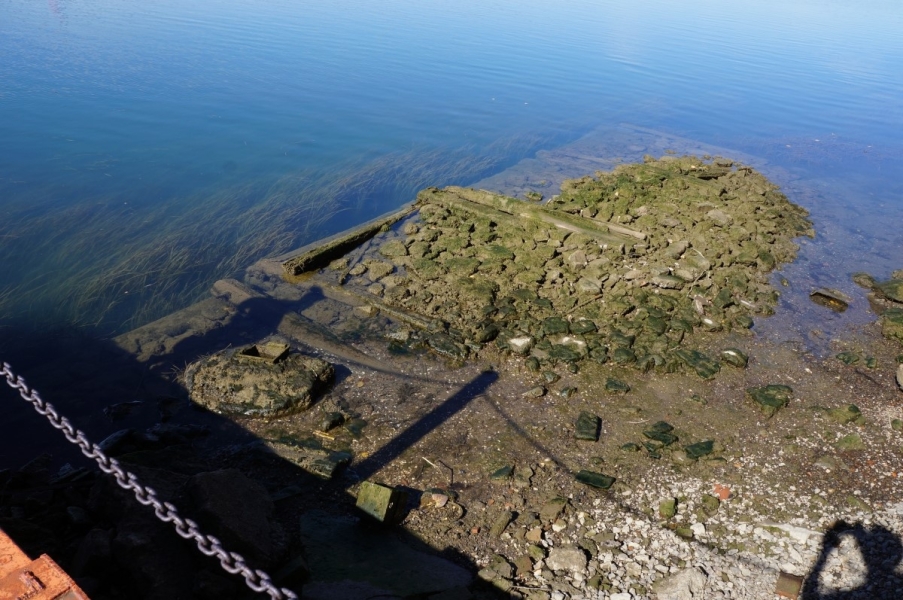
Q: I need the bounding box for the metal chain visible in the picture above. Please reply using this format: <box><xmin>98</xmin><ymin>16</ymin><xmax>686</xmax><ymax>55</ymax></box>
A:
<box><xmin>1</xmin><ymin>361</ymin><xmax>298</xmax><ymax>600</ymax></box>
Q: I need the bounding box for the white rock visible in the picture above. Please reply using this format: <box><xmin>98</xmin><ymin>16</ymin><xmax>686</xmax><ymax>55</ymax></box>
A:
<box><xmin>611</xmin><ymin>593</ymin><xmax>632</xmax><ymax>600</ymax></box>
<box><xmin>545</xmin><ymin>546</ymin><xmax>588</xmax><ymax>573</ymax></box>
<box><xmin>652</xmin><ymin>566</ymin><xmax>708</xmax><ymax>600</ymax></box>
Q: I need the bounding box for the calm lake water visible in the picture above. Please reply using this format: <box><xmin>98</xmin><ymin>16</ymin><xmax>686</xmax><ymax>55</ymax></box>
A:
<box><xmin>1</xmin><ymin>0</ymin><xmax>902</xmax><ymax>341</ymax></box>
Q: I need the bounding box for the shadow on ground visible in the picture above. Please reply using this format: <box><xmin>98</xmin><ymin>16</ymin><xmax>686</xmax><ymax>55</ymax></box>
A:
<box><xmin>0</xmin><ymin>309</ymin><xmax>513</xmax><ymax>600</ymax></box>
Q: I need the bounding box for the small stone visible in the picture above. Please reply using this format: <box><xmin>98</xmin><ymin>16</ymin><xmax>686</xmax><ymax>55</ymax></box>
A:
<box><xmin>897</xmin><ymin>364</ymin><xmax>903</xmax><ymax>391</ymax></box>
<box><xmin>508</xmin><ymin>336</ymin><xmax>535</xmax><ymax>355</ymax></box>
<box><xmin>851</xmin><ymin>272</ymin><xmax>876</xmax><ymax>289</ymax></box>
<box><xmin>319</xmin><ymin>412</ymin><xmax>345</xmax><ymax>432</ymax></box>
<box><xmin>522</xmin><ymin>386</ymin><xmax>546</xmax><ymax>398</ymax></box>
<box><xmin>525</xmin><ymin>356</ymin><xmax>541</xmax><ymax>372</ymax></box>
<box><xmin>354</xmin><ymin>304</ymin><xmax>379</xmax><ymax>318</ymax></box>
<box><xmin>575</xmin><ymin>470</ymin><xmax>616</xmax><ymax>489</ymax></box>
<box><xmin>489</xmin><ymin>511</ymin><xmax>513</xmax><ymax>538</ymax></box>
<box><xmin>892</xmin><ymin>418</ymin><xmax>903</xmax><ymax>432</ymax></box>
<box><xmin>675</xmin><ymin>526</ymin><xmax>694</xmax><ymax>539</ymax></box>
<box><xmin>674</xmin><ymin>349</ymin><xmax>720</xmax><ymax>379</ymax></box>
<box><xmin>720</xmin><ymin>348</ymin><xmax>748</xmax><ymax>368</ymax></box>
<box><xmin>846</xmin><ymin>494</ymin><xmax>871</xmax><ymax>512</ymax></box>
<box><xmin>526</xmin><ymin>527</ymin><xmax>543</xmax><ymax>542</ymax></box>
<box><xmin>684</xmin><ymin>440</ymin><xmax>715</xmax><ymax>459</ymax></box>
<box><xmin>540</xmin><ymin>497</ymin><xmax>568</xmax><ymax>522</ymax></box>
<box><xmin>865</xmin><ymin>356</ymin><xmax>878</xmax><ymax>369</ymax></box>
<box><xmin>621</xmin><ymin>442</ymin><xmax>641</xmax><ymax>452</ymax></box>
<box><xmin>659</xmin><ymin>498</ymin><xmax>677</xmax><ymax>519</ymax></box>
<box><xmin>836</xmin><ymin>351</ymin><xmax>860</xmax><ymax>365</ymax></box>
<box><xmin>605</xmin><ymin>378</ymin><xmax>630</xmax><ymax>393</ymax></box>
<box><xmin>690</xmin><ymin>522</ymin><xmax>706</xmax><ymax>537</ymax></box>
<box><xmin>643</xmin><ymin>421</ymin><xmax>677</xmax><ymax>446</ymax></box>
<box><xmin>876</xmin><ymin>278</ymin><xmax>903</xmax><ymax>303</ymax></box>
<box><xmin>490</xmin><ymin>465</ymin><xmax>514</xmax><ymax>480</ymax></box>
<box><xmin>575</xmin><ymin>411</ymin><xmax>601</xmax><ymax>441</ymax></box>
<box><xmin>701</xmin><ymin>494</ymin><xmax>721</xmax><ymax>515</ymax></box>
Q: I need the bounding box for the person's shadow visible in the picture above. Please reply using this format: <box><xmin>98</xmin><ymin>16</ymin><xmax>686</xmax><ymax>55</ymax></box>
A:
<box><xmin>801</xmin><ymin>520</ymin><xmax>903</xmax><ymax>599</ymax></box>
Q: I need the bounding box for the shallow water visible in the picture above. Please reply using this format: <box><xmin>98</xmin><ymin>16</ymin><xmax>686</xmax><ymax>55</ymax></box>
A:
<box><xmin>1</xmin><ymin>0</ymin><xmax>902</xmax><ymax>338</ymax></box>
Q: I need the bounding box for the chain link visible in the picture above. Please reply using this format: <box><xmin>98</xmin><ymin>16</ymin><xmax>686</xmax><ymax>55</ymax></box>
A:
<box><xmin>2</xmin><ymin>361</ymin><xmax>298</xmax><ymax>600</ymax></box>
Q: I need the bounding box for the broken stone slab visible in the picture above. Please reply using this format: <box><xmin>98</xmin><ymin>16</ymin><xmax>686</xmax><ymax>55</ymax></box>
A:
<box><xmin>575</xmin><ymin>411</ymin><xmax>601</xmax><ymax>441</ymax></box>
<box><xmin>746</xmin><ymin>384</ymin><xmax>793</xmax><ymax>418</ymax></box>
<box><xmin>545</xmin><ymin>546</ymin><xmax>588</xmax><ymax>573</ymax></box>
<box><xmin>809</xmin><ymin>288</ymin><xmax>850</xmax><ymax>312</ymax></box>
<box><xmin>356</xmin><ymin>481</ymin><xmax>409</xmax><ymax>524</ymax></box>
<box><xmin>774</xmin><ymin>571</ymin><xmax>804</xmax><ymax>599</ymax></box>
<box><xmin>282</xmin><ymin>203</ymin><xmax>416</xmax><ymax>277</ymax></box>
<box><xmin>183</xmin><ymin>345</ymin><xmax>334</xmax><ymax>418</ymax></box>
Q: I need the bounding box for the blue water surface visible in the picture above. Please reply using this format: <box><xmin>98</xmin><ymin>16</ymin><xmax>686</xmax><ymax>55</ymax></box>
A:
<box><xmin>1</xmin><ymin>0</ymin><xmax>902</xmax><ymax>335</ymax></box>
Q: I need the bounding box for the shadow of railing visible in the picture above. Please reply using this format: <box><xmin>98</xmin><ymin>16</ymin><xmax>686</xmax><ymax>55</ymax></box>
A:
<box><xmin>800</xmin><ymin>520</ymin><xmax>903</xmax><ymax>599</ymax></box>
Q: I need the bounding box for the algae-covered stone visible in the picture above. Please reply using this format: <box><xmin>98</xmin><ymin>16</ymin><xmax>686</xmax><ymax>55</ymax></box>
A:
<box><xmin>701</xmin><ymin>494</ymin><xmax>721</xmax><ymax>516</ymax></box>
<box><xmin>746</xmin><ymin>384</ymin><xmax>793</xmax><ymax>417</ymax></box>
<box><xmin>826</xmin><ymin>404</ymin><xmax>864</xmax><ymax>425</ymax></box>
<box><xmin>605</xmin><ymin>378</ymin><xmax>630</xmax><ymax>393</ymax></box>
<box><xmin>490</xmin><ymin>465</ymin><xmax>514</xmax><ymax>480</ymax></box>
<box><xmin>721</xmin><ymin>348</ymin><xmax>748</xmax><ymax>368</ymax></box>
<box><xmin>835</xmin><ymin>433</ymin><xmax>865</xmax><ymax>451</ymax></box>
<box><xmin>836</xmin><ymin>351</ymin><xmax>860</xmax><ymax>365</ymax></box>
<box><xmin>877</xmin><ymin>279</ymin><xmax>903</xmax><ymax>303</ymax></box>
<box><xmin>356</xmin><ymin>481</ymin><xmax>408</xmax><ymax>524</ymax></box>
<box><xmin>659</xmin><ymin>498</ymin><xmax>677</xmax><ymax>519</ymax></box>
<box><xmin>643</xmin><ymin>421</ymin><xmax>677</xmax><ymax>446</ymax></box>
<box><xmin>684</xmin><ymin>440</ymin><xmax>715</xmax><ymax>459</ymax></box>
<box><xmin>184</xmin><ymin>348</ymin><xmax>334</xmax><ymax>418</ymax></box>
<box><xmin>575</xmin><ymin>470</ymin><xmax>615</xmax><ymax>490</ymax></box>
<box><xmin>852</xmin><ymin>272</ymin><xmax>877</xmax><ymax>289</ymax></box>
<box><xmin>892</xmin><ymin>418</ymin><xmax>903</xmax><ymax>432</ymax></box>
<box><xmin>674</xmin><ymin>349</ymin><xmax>721</xmax><ymax>379</ymax></box>
<box><xmin>881</xmin><ymin>308</ymin><xmax>903</xmax><ymax>343</ymax></box>
<box><xmin>379</xmin><ymin>239</ymin><xmax>408</xmax><ymax>258</ymax></box>
<box><xmin>612</xmin><ymin>347</ymin><xmax>637</xmax><ymax>364</ymax></box>
<box><xmin>575</xmin><ymin>411</ymin><xmax>601</xmax><ymax>441</ymax></box>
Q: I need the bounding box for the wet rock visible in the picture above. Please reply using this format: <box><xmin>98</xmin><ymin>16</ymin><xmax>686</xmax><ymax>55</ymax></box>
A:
<box><xmin>720</xmin><ymin>348</ymin><xmax>748</xmax><ymax>368</ymax></box>
<box><xmin>746</xmin><ymin>384</ymin><xmax>793</xmax><ymax>417</ymax></box>
<box><xmin>428</xmin><ymin>333</ymin><xmax>467</xmax><ymax>359</ymax></box>
<box><xmin>575</xmin><ymin>411</ymin><xmax>601</xmax><ymax>441</ymax></box>
<box><xmin>826</xmin><ymin>404</ymin><xmax>864</xmax><ymax>425</ymax></box>
<box><xmin>652</xmin><ymin>566</ymin><xmax>708</xmax><ymax>599</ymax></box>
<box><xmin>184</xmin><ymin>347</ymin><xmax>333</xmax><ymax>417</ymax></box>
<box><xmin>852</xmin><ymin>272</ymin><xmax>876</xmax><ymax>289</ymax></box>
<box><xmin>575</xmin><ymin>470</ymin><xmax>615</xmax><ymax>489</ymax></box>
<box><xmin>320</xmin><ymin>411</ymin><xmax>345</xmax><ymax>432</ymax></box>
<box><xmin>810</xmin><ymin>288</ymin><xmax>850</xmax><ymax>312</ymax></box>
<box><xmin>876</xmin><ymin>279</ymin><xmax>903</xmax><ymax>303</ymax></box>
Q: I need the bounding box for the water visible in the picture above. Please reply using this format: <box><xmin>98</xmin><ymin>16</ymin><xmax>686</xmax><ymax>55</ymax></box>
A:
<box><xmin>1</xmin><ymin>0</ymin><xmax>902</xmax><ymax>338</ymax></box>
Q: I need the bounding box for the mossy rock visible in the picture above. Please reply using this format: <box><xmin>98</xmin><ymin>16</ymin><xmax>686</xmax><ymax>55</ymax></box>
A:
<box><xmin>881</xmin><ymin>308</ymin><xmax>903</xmax><ymax>344</ymax></box>
<box><xmin>747</xmin><ymin>385</ymin><xmax>793</xmax><ymax>417</ymax></box>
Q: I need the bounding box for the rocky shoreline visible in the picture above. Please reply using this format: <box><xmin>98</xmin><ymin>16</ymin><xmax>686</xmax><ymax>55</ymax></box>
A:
<box><xmin>3</xmin><ymin>138</ymin><xmax>903</xmax><ymax>599</ymax></box>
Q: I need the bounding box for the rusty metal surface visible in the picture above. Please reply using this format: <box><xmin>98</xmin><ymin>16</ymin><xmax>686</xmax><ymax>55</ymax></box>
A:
<box><xmin>0</xmin><ymin>529</ymin><xmax>89</xmax><ymax>600</ymax></box>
